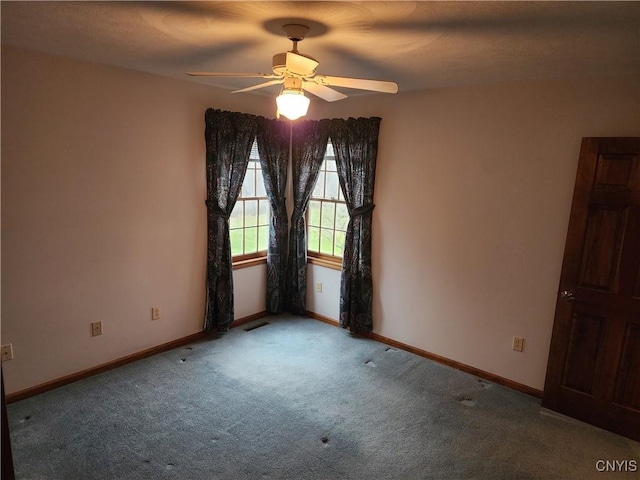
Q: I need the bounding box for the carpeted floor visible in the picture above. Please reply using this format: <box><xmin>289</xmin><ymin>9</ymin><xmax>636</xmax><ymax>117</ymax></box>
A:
<box><xmin>7</xmin><ymin>314</ymin><xmax>640</xmax><ymax>479</ymax></box>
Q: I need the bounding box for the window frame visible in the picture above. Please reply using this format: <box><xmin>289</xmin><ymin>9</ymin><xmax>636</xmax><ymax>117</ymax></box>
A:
<box><xmin>230</xmin><ymin>140</ymin><xmax>270</xmax><ymax>268</ymax></box>
<box><xmin>306</xmin><ymin>140</ymin><xmax>347</xmax><ymax>270</ymax></box>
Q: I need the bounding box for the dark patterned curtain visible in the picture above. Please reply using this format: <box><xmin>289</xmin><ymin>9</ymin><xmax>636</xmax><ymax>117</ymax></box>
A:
<box><xmin>204</xmin><ymin>108</ymin><xmax>257</xmax><ymax>332</ymax></box>
<box><xmin>286</xmin><ymin>119</ymin><xmax>332</xmax><ymax>314</ymax></box>
<box><xmin>329</xmin><ymin>117</ymin><xmax>381</xmax><ymax>333</ymax></box>
<box><xmin>256</xmin><ymin>118</ymin><xmax>290</xmax><ymax>313</ymax></box>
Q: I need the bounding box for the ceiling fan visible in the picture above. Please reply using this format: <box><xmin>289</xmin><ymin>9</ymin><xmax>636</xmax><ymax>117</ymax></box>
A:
<box><xmin>187</xmin><ymin>24</ymin><xmax>398</xmax><ymax>120</ymax></box>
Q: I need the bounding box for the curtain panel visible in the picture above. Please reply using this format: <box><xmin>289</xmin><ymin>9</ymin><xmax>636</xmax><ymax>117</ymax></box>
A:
<box><xmin>203</xmin><ymin>108</ymin><xmax>257</xmax><ymax>332</ymax></box>
<box><xmin>286</xmin><ymin>119</ymin><xmax>332</xmax><ymax>314</ymax></box>
<box><xmin>329</xmin><ymin>117</ymin><xmax>381</xmax><ymax>333</ymax></box>
<box><xmin>256</xmin><ymin>118</ymin><xmax>291</xmax><ymax>314</ymax></box>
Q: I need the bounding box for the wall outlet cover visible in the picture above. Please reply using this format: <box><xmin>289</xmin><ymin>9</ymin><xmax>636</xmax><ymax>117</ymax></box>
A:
<box><xmin>512</xmin><ymin>336</ymin><xmax>524</xmax><ymax>352</ymax></box>
<box><xmin>91</xmin><ymin>321</ymin><xmax>103</xmax><ymax>337</ymax></box>
<box><xmin>1</xmin><ymin>344</ymin><xmax>14</xmax><ymax>362</ymax></box>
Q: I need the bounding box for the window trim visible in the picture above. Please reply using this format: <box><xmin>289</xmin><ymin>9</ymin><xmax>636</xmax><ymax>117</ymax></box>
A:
<box><xmin>307</xmin><ymin>253</ymin><xmax>342</xmax><ymax>270</ymax></box>
<box><xmin>233</xmin><ymin>255</ymin><xmax>267</xmax><ymax>270</ymax></box>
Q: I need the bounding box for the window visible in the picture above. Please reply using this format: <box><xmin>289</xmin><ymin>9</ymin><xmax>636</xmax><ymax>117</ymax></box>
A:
<box><xmin>229</xmin><ymin>140</ymin><xmax>270</xmax><ymax>260</ymax></box>
<box><xmin>307</xmin><ymin>140</ymin><xmax>348</xmax><ymax>261</ymax></box>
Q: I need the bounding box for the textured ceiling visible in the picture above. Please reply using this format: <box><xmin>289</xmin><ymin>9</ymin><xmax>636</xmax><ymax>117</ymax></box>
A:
<box><xmin>2</xmin><ymin>1</ymin><xmax>639</xmax><ymax>96</ymax></box>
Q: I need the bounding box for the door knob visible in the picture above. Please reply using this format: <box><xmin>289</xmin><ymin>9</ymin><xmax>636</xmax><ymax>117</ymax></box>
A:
<box><xmin>560</xmin><ymin>290</ymin><xmax>575</xmax><ymax>301</ymax></box>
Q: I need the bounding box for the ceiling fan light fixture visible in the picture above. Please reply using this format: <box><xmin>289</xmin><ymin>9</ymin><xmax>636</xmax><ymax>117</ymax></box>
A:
<box><xmin>276</xmin><ymin>88</ymin><xmax>310</xmax><ymax>120</ymax></box>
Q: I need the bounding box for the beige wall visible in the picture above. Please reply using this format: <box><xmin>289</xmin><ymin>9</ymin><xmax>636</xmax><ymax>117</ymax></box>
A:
<box><xmin>1</xmin><ymin>46</ymin><xmax>271</xmax><ymax>394</ymax></box>
<box><xmin>306</xmin><ymin>264</ymin><xmax>341</xmax><ymax>320</ymax></box>
<box><xmin>309</xmin><ymin>75</ymin><xmax>640</xmax><ymax>390</ymax></box>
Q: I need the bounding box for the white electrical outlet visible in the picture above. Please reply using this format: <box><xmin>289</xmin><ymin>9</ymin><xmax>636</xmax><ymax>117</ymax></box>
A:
<box><xmin>512</xmin><ymin>336</ymin><xmax>524</xmax><ymax>352</ymax></box>
<box><xmin>151</xmin><ymin>306</ymin><xmax>161</xmax><ymax>320</ymax></box>
<box><xmin>91</xmin><ymin>321</ymin><xmax>103</xmax><ymax>337</ymax></box>
<box><xmin>1</xmin><ymin>344</ymin><xmax>14</xmax><ymax>362</ymax></box>
<box><xmin>316</xmin><ymin>282</ymin><xmax>323</xmax><ymax>293</ymax></box>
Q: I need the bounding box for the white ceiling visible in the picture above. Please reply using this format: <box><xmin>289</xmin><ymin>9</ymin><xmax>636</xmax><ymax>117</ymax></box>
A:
<box><xmin>2</xmin><ymin>1</ymin><xmax>639</xmax><ymax>97</ymax></box>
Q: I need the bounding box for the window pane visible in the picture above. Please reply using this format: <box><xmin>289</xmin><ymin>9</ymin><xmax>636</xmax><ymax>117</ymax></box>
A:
<box><xmin>326</xmin><ymin>159</ymin><xmax>337</xmax><ymax>172</ymax></box>
<box><xmin>325</xmin><ymin>172</ymin><xmax>339</xmax><ymax>199</ymax></box>
<box><xmin>335</xmin><ymin>203</ymin><xmax>349</xmax><ymax>231</ymax></box>
<box><xmin>230</xmin><ymin>202</ymin><xmax>243</xmax><ymax>229</ymax></box>
<box><xmin>320</xmin><ymin>228</ymin><xmax>333</xmax><ymax>255</ymax></box>
<box><xmin>242</xmin><ymin>169</ymin><xmax>255</xmax><ymax>197</ymax></box>
<box><xmin>258</xmin><ymin>199</ymin><xmax>270</xmax><ymax>225</ymax></box>
<box><xmin>230</xmin><ymin>229</ymin><xmax>243</xmax><ymax>256</ymax></box>
<box><xmin>326</xmin><ymin>140</ymin><xmax>334</xmax><ymax>157</ymax></box>
<box><xmin>245</xmin><ymin>227</ymin><xmax>258</xmax><ymax>253</ymax></box>
<box><xmin>334</xmin><ymin>231</ymin><xmax>346</xmax><ymax>257</ymax></box>
<box><xmin>250</xmin><ymin>140</ymin><xmax>260</xmax><ymax>160</ymax></box>
<box><xmin>256</xmin><ymin>168</ymin><xmax>267</xmax><ymax>197</ymax></box>
<box><xmin>245</xmin><ymin>200</ymin><xmax>258</xmax><ymax>227</ymax></box>
<box><xmin>258</xmin><ymin>225</ymin><xmax>269</xmax><ymax>252</ymax></box>
<box><xmin>312</xmin><ymin>172</ymin><xmax>325</xmax><ymax>198</ymax></box>
<box><xmin>321</xmin><ymin>202</ymin><xmax>336</xmax><ymax>228</ymax></box>
<box><xmin>308</xmin><ymin>200</ymin><xmax>321</xmax><ymax>226</ymax></box>
<box><xmin>308</xmin><ymin>226</ymin><xmax>320</xmax><ymax>252</ymax></box>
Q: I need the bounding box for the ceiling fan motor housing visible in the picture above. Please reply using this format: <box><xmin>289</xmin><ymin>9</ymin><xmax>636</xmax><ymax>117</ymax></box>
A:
<box><xmin>271</xmin><ymin>24</ymin><xmax>318</xmax><ymax>76</ymax></box>
<box><xmin>272</xmin><ymin>53</ymin><xmax>288</xmax><ymax>75</ymax></box>
<box><xmin>272</xmin><ymin>52</ymin><xmax>318</xmax><ymax>76</ymax></box>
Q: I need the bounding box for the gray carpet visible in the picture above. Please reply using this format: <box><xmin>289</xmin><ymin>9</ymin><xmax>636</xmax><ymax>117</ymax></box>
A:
<box><xmin>7</xmin><ymin>315</ymin><xmax>640</xmax><ymax>479</ymax></box>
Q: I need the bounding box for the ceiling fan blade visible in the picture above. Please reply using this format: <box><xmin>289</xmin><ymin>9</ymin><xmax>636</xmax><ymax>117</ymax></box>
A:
<box><xmin>186</xmin><ymin>72</ymin><xmax>277</xmax><ymax>78</ymax></box>
<box><xmin>285</xmin><ymin>52</ymin><xmax>319</xmax><ymax>76</ymax></box>
<box><xmin>315</xmin><ymin>75</ymin><xmax>399</xmax><ymax>94</ymax></box>
<box><xmin>303</xmin><ymin>82</ymin><xmax>348</xmax><ymax>102</ymax></box>
<box><xmin>232</xmin><ymin>79</ymin><xmax>284</xmax><ymax>94</ymax></box>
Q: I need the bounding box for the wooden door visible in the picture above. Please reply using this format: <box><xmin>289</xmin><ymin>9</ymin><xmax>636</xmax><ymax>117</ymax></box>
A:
<box><xmin>543</xmin><ymin>137</ymin><xmax>640</xmax><ymax>442</ymax></box>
